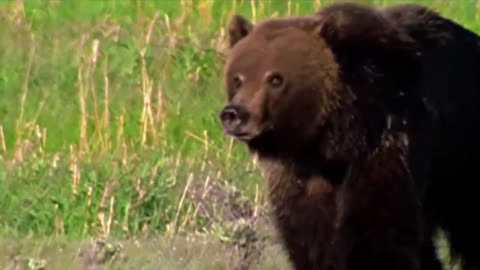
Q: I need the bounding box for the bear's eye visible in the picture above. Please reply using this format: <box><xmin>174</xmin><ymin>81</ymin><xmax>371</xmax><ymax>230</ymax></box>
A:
<box><xmin>232</xmin><ymin>75</ymin><xmax>243</xmax><ymax>89</ymax></box>
<box><xmin>267</xmin><ymin>73</ymin><xmax>284</xmax><ymax>88</ymax></box>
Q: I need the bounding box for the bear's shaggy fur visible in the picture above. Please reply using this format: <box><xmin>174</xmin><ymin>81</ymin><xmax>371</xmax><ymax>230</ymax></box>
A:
<box><xmin>219</xmin><ymin>2</ymin><xmax>480</xmax><ymax>270</ymax></box>
<box><xmin>382</xmin><ymin>4</ymin><xmax>480</xmax><ymax>270</ymax></box>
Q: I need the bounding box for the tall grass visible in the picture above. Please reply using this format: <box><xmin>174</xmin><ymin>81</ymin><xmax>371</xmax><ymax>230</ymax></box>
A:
<box><xmin>0</xmin><ymin>0</ymin><xmax>477</xmax><ymax>268</ymax></box>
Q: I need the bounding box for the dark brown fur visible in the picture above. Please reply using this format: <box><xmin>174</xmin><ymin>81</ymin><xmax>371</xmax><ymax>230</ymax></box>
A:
<box><xmin>219</xmin><ymin>2</ymin><xmax>480</xmax><ymax>270</ymax></box>
<box><xmin>324</xmin><ymin>132</ymin><xmax>422</xmax><ymax>270</ymax></box>
<box><xmin>382</xmin><ymin>4</ymin><xmax>480</xmax><ymax>270</ymax></box>
<box><xmin>221</xmin><ymin>3</ymin><xmax>422</xmax><ymax>270</ymax></box>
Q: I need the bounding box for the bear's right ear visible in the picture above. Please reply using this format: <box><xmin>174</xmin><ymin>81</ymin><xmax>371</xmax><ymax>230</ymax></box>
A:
<box><xmin>228</xmin><ymin>15</ymin><xmax>253</xmax><ymax>47</ymax></box>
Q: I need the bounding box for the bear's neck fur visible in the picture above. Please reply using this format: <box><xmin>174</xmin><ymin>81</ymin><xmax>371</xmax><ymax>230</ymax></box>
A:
<box><xmin>247</xmin><ymin>93</ymin><xmax>370</xmax><ymax>186</ymax></box>
<box><xmin>249</xmin><ymin>105</ymin><xmax>364</xmax><ymax>269</ymax></box>
<box><xmin>252</xmin><ymin>117</ymin><xmax>417</xmax><ymax>269</ymax></box>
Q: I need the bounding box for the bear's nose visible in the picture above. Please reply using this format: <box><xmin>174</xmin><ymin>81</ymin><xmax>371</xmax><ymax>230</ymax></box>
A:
<box><xmin>219</xmin><ymin>105</ymin><xmax>249</xmax><ymax>131</ymax></box>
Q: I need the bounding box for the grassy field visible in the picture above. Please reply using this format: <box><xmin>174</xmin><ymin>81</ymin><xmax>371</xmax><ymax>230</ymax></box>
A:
<box><xmin>0</xmin><ymin>0</ymin><xmax>477</xmax><ymax>269</ymax></box>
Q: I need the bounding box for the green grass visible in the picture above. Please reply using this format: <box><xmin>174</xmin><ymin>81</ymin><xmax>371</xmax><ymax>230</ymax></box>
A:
<box><xmin>0</xmin><ymin>0</ymin><xmax>477</xmax><ymax>269</ymax></box>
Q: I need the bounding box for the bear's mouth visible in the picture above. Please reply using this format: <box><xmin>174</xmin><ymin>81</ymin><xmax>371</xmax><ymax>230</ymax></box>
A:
<box><xmin>230</xmin><ymin>131</ymin><xmax>252</xmax><ymax>140</ymax></box>
<box><xmin>225</xmin><ymin>122</ymin><xmax>273</xmax><ymax>142</ymax></box>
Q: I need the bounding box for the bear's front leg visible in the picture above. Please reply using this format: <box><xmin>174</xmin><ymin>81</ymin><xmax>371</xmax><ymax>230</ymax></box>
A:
<box><xmin>325</xmin><ymin>133</ymin><xmax>423</xmax><ymax>270</ymax></box>
<box><xmin>264</xmin><ymin>160</ymin><xmax>337</xmax><ymax>270</ymax></box>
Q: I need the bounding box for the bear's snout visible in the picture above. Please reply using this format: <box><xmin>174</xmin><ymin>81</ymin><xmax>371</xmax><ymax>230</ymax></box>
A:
<box><xmin>219</xmin><ymin>104</ymin><xmax>251</xmax><ymax>136</ymax></box>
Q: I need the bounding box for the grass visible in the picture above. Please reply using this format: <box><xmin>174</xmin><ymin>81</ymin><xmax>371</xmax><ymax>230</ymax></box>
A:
<box><xmin>0</xmin><ymin>0</ymin><xmax>477</xmax><ymax>269</ymax></box>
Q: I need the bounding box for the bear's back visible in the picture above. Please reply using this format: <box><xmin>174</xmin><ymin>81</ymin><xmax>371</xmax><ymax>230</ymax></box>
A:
<box><xmin>384</xmin><ymin>4</ymin><xmax>480</xmax><ymax>195</ymax></box>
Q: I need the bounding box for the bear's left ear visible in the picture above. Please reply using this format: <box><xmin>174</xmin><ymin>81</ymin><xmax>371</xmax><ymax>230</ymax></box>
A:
<box><xmin>312</xmin><ymin>9</ymin><xmax>388</xmax><ymax>51</ymax></box>
<box><xmin>228</xmin><ymin>15</ymin><xmax>254</xmax><ymax>48</ymax></box>
<box><xmin>313</xmin><ymin>4</ymin><xmax>417</xmax><ymax>55</ymax></box>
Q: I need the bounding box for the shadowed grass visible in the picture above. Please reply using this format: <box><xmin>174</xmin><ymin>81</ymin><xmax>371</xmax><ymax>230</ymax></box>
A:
<box><xmin>0</xmin><ymin>236</ymin><xmax>291</xmax><ymax>270</ymax></box>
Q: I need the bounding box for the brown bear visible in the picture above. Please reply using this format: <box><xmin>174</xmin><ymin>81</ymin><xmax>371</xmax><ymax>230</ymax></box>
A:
<box><xmin>218</xmin><ymin>2</ymin><xmax>480</xmax><ymax>270</ymax></box>
<box><xmin>220</xmin><ymin>2</ymin><xmax>423</xmax><ymax>269</ymax></box>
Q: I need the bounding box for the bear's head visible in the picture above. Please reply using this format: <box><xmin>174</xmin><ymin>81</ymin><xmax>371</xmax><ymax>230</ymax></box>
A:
<box><xmin>219</xmin><ymin>3</ymin><xmax>420</xmax><ymax>162</ymax></box>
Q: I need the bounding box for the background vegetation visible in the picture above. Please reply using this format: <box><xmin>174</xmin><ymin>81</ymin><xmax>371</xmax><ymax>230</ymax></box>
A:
<box><xmin>1</xmin><ymin>0</ymin><xmax>476</xmax><ymax>269</ymax></box>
